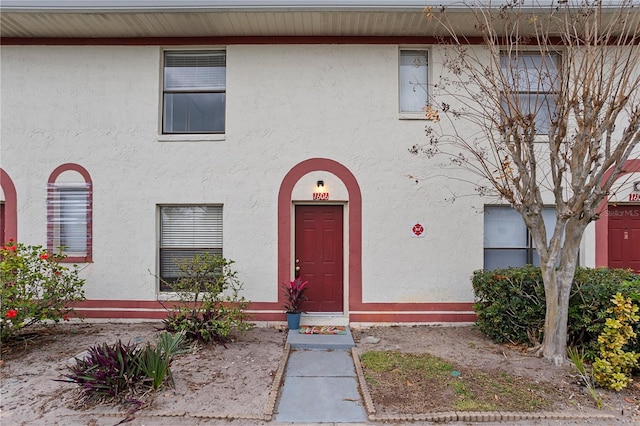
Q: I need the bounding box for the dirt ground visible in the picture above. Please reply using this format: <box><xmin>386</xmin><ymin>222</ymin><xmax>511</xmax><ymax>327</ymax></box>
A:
<box><xmin>351</xmin><ymin>325</ymin><xmax>640</xmax><ymax>421</ymax></box>
<box><xmin>1</xmin><ymin>321</ymin><xmax>639</xmax><ymax>425</ymax></box>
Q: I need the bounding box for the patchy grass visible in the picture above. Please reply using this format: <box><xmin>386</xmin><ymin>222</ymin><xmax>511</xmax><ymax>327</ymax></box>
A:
<box><xmin>359</xmin><ymin>351</ymin><xmax>553</xmax><ymax>414</ymax></box>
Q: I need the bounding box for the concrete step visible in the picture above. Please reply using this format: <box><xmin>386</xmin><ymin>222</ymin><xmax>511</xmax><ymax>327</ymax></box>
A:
<box><xmin>286</xmin><ymin>326</ymin><xmax>355</xmax><ymax>349</ymax></box>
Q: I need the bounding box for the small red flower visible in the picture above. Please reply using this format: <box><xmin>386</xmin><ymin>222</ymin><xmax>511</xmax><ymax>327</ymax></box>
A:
<box><xmin>3</xmin><ymin>245</ymin><xmax>17</xmax><ymax>251</ymax></box>
<box><xmin>5</xmin><ymin>309</ymin><xmax>18</xmax><ymax>319</ymax></box>
<box><xmin>54</xmin><ymin>271</ymin><xmax>61</xmax><ymax>276</ymax></box>
<box><xmin>8</xmin><ymin>238</ymin><xmax>14</xmax><ymax>242</ymax></box>
<box><xmin>63</xmin><ymin>314</ymin><xmax>70</xmax><ymax>322</ymax></box>
<box><xmin>40</xmin><ymin>253</ymin><xmax>50</xmax><ymax>260</ymax></box>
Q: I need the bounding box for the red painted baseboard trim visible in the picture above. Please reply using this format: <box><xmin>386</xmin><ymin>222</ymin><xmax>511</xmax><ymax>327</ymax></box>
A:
<box><xmin>70</xmin><ymin>299</ymin><xmax>476</xmax><ymax>323</ymax></box>
<box><xmin>1</xmin><ymin>36</ymin><xmax>491</xmax><ymax>46</ymax></box>
<box><xmin>351</xmin><ymin>302</ymin><xmax>474</xmax><ymax>311</ymax></box>
<box><xmin>350</xmin><ymin>313</ymin><xmax>477</xmax><ymax>323</ymax></box>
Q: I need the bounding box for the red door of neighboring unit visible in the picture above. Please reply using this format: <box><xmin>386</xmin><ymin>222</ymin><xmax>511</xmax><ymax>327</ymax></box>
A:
<box><xmin>608</xmin><ymin>205</ymin><xmax>640</xmax><ymax>273</ymax></box>
<box><xmin>295</xmin><ymin>205</ymin><xmax>344</xmax><ymax>312</ymax></box>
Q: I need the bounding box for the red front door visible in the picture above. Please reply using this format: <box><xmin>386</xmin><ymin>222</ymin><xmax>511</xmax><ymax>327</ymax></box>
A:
<box><xmin>608</xmin><ymin>205</ymin><xmax>640</xmax><ymax>272</ymax></box>
<box><xmin>295</xmin><ymin>205</ymin><xmax>344</xmax><ymax>312</ymax></box>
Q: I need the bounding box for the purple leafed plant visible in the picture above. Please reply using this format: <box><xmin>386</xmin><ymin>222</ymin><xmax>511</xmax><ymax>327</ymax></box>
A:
<box><xmin>59</xmin><ymin>340</ymin><xmax>144</xmax><ymax>401</ymax></box>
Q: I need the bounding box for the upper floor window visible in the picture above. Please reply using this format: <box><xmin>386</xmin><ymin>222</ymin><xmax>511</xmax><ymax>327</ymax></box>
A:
<box><xmin>399</xmin><ymin>49</ymin><xmax>428</xmax><ymax>113</ymax></box>
<box><xmin>483</xmin><ymin>205</ymin><xmax>557</xmax><ymax>270</ymax></box>
<box><xmin>47</xmin><ymin>165</ymin><xmax>93</xmax><ymax>262</ymax></box>
<box><xmin>500</xmin><ymin>51</ymin><xmax>560</xmax><ymax>134</ymax></box>
<box><xmin>163</xmin><ymin>51</ymin><xmax>226</xmax><ymax>134</ymax></box>
<box><xmin>159</xmin><ymin>205</ymin><xmax>223</xmax><ymax>291</ymax></box>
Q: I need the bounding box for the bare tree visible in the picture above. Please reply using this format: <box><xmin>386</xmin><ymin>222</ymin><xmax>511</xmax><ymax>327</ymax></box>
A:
<box><xmin>411</xmin><ymin>0</ymin><xmax>640</xmax><ymax>364</ymax></box>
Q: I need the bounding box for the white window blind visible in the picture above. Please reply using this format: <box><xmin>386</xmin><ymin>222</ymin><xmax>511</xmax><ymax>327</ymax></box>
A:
<box><xmin>164</xmin><ymin>51</ymin><xmax>226</xmax><ymax>91</ymax></box>
<box><xmin>47</xmin><ymin>183</ymin><xmax>91</xmax><ymax>256</ymax></box>
<box><xmin>399</xmin><ymin>50</ymin><xmax>429</xmax><ymax>113</ymax></box>
<box><xmin>159</xmin><ymin>205</ymin><xmax>223</xmax><ymax>285</ymax></box>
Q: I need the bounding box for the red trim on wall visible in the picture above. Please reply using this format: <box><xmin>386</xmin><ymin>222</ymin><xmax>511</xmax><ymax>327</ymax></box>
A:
<box><xmin>350</xmin><ymin>312</ymin><xmax>477</xmax><ymax>323</ymax></box>
<box><xmin>0</xmin><ymin>35</ymin><xmax>579</xmax><ymax>47</ymax></box>
<box><xmin>68</xmin><ymin>299</ymin><xmax>475</xmax><ymax>322</ymax></box>
<box><xmin>74</xmin><ymin>310</ymin><xmax>476</xmax><ymax>322</ymax></box>
<box><xmin>278</xmin><ymin>158</ymin><xmax>363</xmax><ymax>312</ymax></box>
<box><xmin>47</xmin><ymin>163</ymin><xmax>93</xmax><ymax>263</ymax></box>
<box><xmin>72</xmin><ymin>309</ymin><xmax>292</xmax><ymax>322</ymax></box>
<box><xmin>71</xmin><ymin>300</ymin><xmax>165</xmax><ymax>309</ymax></box>
<box><xmin>0</xmin><ymin>169</ymin><xmax>18</xmax><ymax>243</ymax></box>
<box><xmin>69</xmin><ymin>299</ymin><xmax>288</xmax><ymax>321</ymax></box>
<box><xmin>74</xmin><ymin>310</ymin><xmax>169</xmax><ymax>320</ymax></box>
<box><xmin>1</xmin><ymin>36</ymin><xmax>490</xmax><ymax>46</ymax></box>
<box><xmin>70</xmin><ymin>299</ymin><xmax>282</xmax><ymax>310</ymax></box>
<box><xmin>595</xmin><ymin>159</ymin><xmax>640</xmax><ymax>267</ymax></box>
<box><xmin>354</xmin><ymin>302</ymin><xmax>474</xmax><ymax>311</ymax></box>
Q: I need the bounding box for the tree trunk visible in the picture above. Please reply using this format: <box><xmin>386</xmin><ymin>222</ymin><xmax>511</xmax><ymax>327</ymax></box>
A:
<box><xmin>540</xmin><ymin>265</ymin><xmax>572</xmax><ymax>365</ymax></box>
<box><xmin>536</xmin><ymin>220</ymin><xmax>585</xmax><ymax>365</ymax></box>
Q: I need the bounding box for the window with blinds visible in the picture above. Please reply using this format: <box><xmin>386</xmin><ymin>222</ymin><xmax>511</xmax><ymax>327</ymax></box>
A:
<box><xmin>500</xmin><ymin>51</ymin><xmax>560</xmax><ymax>135</ymax></box>
<box><xmin>159</xmin><ymin>205</ymin><xmax>223</xmax><ymax>290</ymax></box>
<box><xmin>483</xmin><ymin>205</ymin><xmax>559</xmax><ymax>270</ymax></box>
<box><xmin>399</xmin><ymin>49</ymin><xmax>429</xmax><ymax>113</ymax></box>
<box><xmin>163</xmin><ymin>50</ymin><xmax>226</xmax><ymax>134</ymax></box>
<box><xmin>47</xmin><ymin>183</ymin><xmax>92</xmax><ymax>258</ymax></box>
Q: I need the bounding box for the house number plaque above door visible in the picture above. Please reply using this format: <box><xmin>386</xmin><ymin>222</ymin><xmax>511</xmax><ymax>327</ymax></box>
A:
<box><xmin>313</xmin><ymin>192</ymin><xmax>329</xmax><ymax>200</ymax></box>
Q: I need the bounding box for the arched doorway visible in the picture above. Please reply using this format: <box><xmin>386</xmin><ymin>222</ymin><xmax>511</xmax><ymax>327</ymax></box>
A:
<box><xmin>277</xmin><ymin>158</ymin><xmax>362</xmax><ymax>318</ymax></box>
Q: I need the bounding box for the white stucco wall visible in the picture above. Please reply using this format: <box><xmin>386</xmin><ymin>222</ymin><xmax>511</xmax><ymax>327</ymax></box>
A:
<box><xmin>4</xmin><ymin>42</ymin><xmax>619</xmax><ymax>308</ymax></box>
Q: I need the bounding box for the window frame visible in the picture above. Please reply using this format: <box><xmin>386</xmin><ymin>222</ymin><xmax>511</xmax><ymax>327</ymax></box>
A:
<box><xmin>46</xmin><ymin>164</ymin><xmax>93</xmax><ymax>263</ymax></box>
<box><xmin>499</xmin><ymin>50</ymin><xmax>561</xmax><ymax>135</ymax></box>
<box><xmin>483</xmin><ymin>205</ymin><xmax>561</xmax><ymax>270</ymax></box>
<box><xmin>158</xmin><ymin>204</ymin><xmax>223</xmax><ymax>291</ymax></box>
<box><xmin>161</xmin><ymin>49</ymin><xmax>227</xmax><ymax>135</ymax></box>
<box><xmin>398</xmin><ymin>48</ymin><xmax>430</xmax><ymax>118</ymax></box>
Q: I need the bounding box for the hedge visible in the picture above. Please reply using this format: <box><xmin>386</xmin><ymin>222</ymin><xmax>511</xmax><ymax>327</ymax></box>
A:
<box><xmin>472</xmin><ymin>266</ymin><xmax>640</xmax><ymax>355</ymax></box>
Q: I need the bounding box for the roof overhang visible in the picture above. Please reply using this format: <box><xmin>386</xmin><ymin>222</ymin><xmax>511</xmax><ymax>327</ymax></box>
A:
<box><xmin>0</xmin><ymin>1</ymin><xmax>635</xmax><ymax>40</ymax></box>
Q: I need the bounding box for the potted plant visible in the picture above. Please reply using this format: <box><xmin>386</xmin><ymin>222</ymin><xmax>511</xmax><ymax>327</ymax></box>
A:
<box><xmin>281</xmin><ymin>277</ymin><xmax>310</xmax><ymax>330</ymax></box>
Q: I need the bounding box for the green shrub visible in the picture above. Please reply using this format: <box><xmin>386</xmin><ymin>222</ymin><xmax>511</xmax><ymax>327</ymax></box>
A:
<box><xmin>137</xmin><ymin>331</ymin><xmax>190</xmax><ymax>390</ymax></box>
<box><xmin>472</xmin><ymin>266</ymin><xmax>640</xmax><ymax>352</ymax></box>
<box><xmin>472</xmin><ymin>266</ymin><xmax>546</xmax><ymax>344</ymax></box>
<box><xmin>569</xmin><ymin>270</ymin><xmax>640</xmax><ymax>355</ymax></box>
<box><xmin>160</xmin><ymin>253</ymin><xmax>253</xmax><ymax>344</ymax></box>
<box><xmin>1</xmin><ymin>241</ymin><xmax>86</xmax><ymax>343</ymax></box>
<box><xmin>592</xmin><ymin>293</ymin><xmax>640</xmax><ymax>391</ymax></box>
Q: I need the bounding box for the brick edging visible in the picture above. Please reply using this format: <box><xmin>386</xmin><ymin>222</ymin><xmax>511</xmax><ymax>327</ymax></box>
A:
<box><xmin>352</xmin><ymin>346</ymin><xmax>377</xmax><ymax>416</ymax></box>
<box><xmin>263</xmin><ymin>342</ymin><xmax>291</xmax><ymax>421</ymax></box>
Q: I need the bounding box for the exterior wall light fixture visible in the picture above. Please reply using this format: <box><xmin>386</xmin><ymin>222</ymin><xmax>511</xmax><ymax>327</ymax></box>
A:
<box><xmin>317</xmin><ymin>180</ymin><xmax>324</xmax><ymax>189</ymax></box>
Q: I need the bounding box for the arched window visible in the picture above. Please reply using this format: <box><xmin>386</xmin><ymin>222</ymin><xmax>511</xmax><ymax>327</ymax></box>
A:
<box><xmin>47</xmin><ymin>164</ymin><xmax>92</xmax><ymax>262</ymax></box>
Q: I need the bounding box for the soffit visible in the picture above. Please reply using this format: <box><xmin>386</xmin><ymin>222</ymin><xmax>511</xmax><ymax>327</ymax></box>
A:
<box><xmin>0</xmin><ymin>10</ymin><xmax>471</xmax><ymax>38</ymax></box>
<box><xmin>0</xmin><ymin>3</ymin><xmax>631</xmax><ymax>40</ymax></box>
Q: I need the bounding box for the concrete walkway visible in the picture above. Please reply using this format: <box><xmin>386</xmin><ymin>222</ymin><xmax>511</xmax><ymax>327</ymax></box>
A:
<box><xmin>275</xmin><ymin>328</ymin><xmax>367</xmax><ymax>423</ymax></box>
